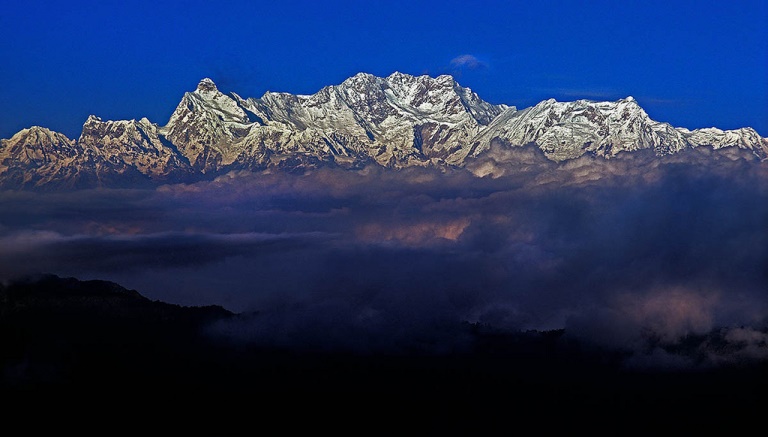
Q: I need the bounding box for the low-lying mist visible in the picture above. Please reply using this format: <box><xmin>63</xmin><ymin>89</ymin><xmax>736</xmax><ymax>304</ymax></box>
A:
<box><xmin>1</xmin><ymin>149</ymin><xmax>766</xmax><ymax>368</ymax></box>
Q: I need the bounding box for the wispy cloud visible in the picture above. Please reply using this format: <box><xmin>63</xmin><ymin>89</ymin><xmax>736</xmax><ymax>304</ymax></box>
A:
<box><xmin>450</xmin><ymin>54</ymin><xmax>488</xmax><ymax>70</ymax></box>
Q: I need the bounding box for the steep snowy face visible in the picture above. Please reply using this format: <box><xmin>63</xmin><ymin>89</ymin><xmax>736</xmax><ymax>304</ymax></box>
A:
<box><xmin>382</xmin><ymin>72</ymin><xmax>504</xmax><ymax>125</ymax></box>
<box><xmin>0</xmin><ymin>127</ymin><xmax>81</xmax><ymax>188</ymax></box>
<box><xmin>248</xmin><ymin>73</ymin><xmax>399</xmax><ymax>165</ymax></box>
<box><xmin>163</xmin><ymin>78</ymin><xmax>257</xmax><ymax>172</ymax></box>
<box><xmin>1</xmin><ymin>126</ymin><xmax>77</xmax><ymax>166</ymax></box>
<box><xmin>341</xmin><ymin>72</ymin><xmax>507</xmax><ymax>164</ymax></box>
<box><xmin>238</xmin><ymin>72</ymin><xmax>507</xmax><ymax>167</ymax></box>
<box><xmin>471</xmin><ymin>97</ymin><xmax>692</xmax><ymax>162</ymax></box>
<box><xmin>78</xmin><ymin>116</ymin><xmax>192</xmax><ymax>178</ymax></box>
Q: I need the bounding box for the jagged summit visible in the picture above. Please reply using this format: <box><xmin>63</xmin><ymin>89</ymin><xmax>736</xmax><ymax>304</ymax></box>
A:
<box><xmin>9</xmin><ymin>125</ymin><xmax>68</xmax><ymax>140</ymax></box>
<box><xmin>1</xmin><ymin>72</ymin><xmax>765</xmax><ymax>189</ymax></box>
<box><xmin>196</xmin><ymin>78</ymin><xmax>218</xmax><ymax>93</ymax></box>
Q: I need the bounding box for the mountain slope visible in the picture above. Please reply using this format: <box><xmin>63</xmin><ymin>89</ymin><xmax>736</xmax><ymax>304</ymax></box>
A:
<box><xmin>79</xmin><ymin>115</ymin><xmax>195</xmax><ymax>182</ymax></box>
<box><xmin>469</xmin><ymin>97</ymin><xmax>767</xmax><ymax>162</ymax></box>
<box><xmin>0</xmin><ymin>127</ymin><xmax>84</xmax><ymax>189</ymax></box>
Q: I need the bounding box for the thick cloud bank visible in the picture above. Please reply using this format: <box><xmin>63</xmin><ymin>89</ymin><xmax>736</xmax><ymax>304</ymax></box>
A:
<box><xmin>1</xmin><ymin>151</ymin><xmax>766</xmax><ymax>368</ymax></box>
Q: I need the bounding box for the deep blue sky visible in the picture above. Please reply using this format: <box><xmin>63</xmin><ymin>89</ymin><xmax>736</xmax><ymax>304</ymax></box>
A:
<box><xmin>1</xmin><ymin>0</ymin><xmax>766</xmax><ymax>139</ymax></box>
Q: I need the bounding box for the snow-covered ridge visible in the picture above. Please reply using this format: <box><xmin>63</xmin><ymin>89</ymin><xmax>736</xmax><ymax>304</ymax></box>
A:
<box><xmin>1</xmin><ymin>73</ymin><xmax>765</xmax><ymax>188</ymax></box>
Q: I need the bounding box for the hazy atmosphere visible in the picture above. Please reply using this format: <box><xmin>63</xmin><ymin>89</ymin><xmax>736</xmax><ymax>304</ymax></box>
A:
<box><xmin>2</xmin><ymin>154</ymin><xmax>766</xmax><ymax>367</ymax></box>
<box><xmin>1</xmin><ymin>1</ymin><xmax>766</xmax><ymax>431</ymax></box>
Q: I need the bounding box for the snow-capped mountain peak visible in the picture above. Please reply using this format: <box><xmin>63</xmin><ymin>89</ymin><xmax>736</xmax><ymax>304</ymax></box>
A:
<box><xmin>0</xmin><ymin>72</ymin><xmax>765</xmax><ymax>189</ymax></box>
<box><xmin>196</xmin><ymin>77</ymin><xmax>218</xmax><ymax>93</ymax></box>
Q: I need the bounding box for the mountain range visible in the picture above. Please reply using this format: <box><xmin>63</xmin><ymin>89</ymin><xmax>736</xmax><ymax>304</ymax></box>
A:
<box><xmin>2</xmin><ymin>72</ymin><xmax>766</xmax><ymax>189</ymax></box>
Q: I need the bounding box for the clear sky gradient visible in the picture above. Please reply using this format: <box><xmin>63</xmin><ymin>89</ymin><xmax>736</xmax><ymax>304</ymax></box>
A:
<box><xmin>1</xmin><ymin>0</ymin><xmax>766</xmax><ymax>139</ymax></box>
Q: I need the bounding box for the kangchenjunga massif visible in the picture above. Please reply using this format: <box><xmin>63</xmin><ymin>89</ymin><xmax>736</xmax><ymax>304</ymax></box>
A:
<box><xmin>2</xmin><ymin>72</ymin><xmax>766</xmax><ymax>189</ymax></box>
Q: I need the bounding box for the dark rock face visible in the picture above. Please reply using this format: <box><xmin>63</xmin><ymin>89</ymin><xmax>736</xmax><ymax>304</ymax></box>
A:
<box><xmin>0</xmin><ymin>275</ymin><xmax>232</xmax><ymax>379</ymax></box>
<box><xmin>0</xmin><ymin>274</ymin><xmax>765</xmax><ymax>433</ymax></box>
